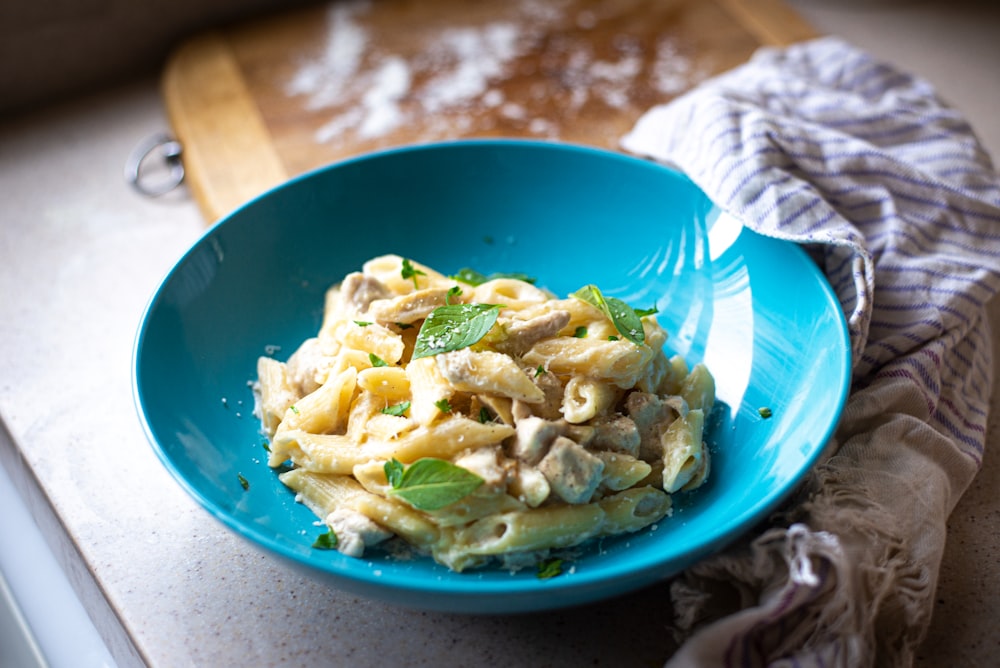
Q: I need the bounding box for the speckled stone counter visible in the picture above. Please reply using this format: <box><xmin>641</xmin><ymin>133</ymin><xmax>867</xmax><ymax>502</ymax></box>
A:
<box><xmin>1</xmin><ymin>2</ymin><xmax>998</xmax><ymax>666</ymax></box>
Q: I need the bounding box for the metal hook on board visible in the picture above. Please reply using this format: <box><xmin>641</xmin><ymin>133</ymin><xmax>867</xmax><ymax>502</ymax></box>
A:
<box><xmin>124</xmin><ymin>133</ymin><xmax>185</xmax><ymax>197</ymax></box>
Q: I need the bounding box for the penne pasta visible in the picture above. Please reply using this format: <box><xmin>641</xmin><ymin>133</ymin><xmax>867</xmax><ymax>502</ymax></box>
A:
<box><xmin>253</xmin><ymin>255</ymin><xmax>716</xmax><ymax>573</ymax></box>
<box><xmin>660</xmin><ymin>408</ymin><xmax>706</xmax><ymax>493</ymax></box>
<box><xmin>256</xmin><ymin>356</ymin><xmax>299</xmax><ymax>439</ymax></box>
<box><xmin>597</xmin><ymin>486</ymin><xmax>672</xmax><ymax>535</ymax></box>
<box><xmin>445</xmin><ymin>502</ymin><xmax>606</xmax><ymax>560</ymax></box>
<box><xmin>356</xmin><ymin>365</ymin><xmax>411</xmax><ymax>400</ymax></box>
<box><xmin>561</xmin><ymin>375</ymin><xmax>620</xmax><ymax>423</ymax></box>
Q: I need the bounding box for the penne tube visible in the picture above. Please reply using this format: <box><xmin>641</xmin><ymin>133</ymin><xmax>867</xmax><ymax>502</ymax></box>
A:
<box><xmin>357</xmin><ymin>365</ymin><xmax>411</xmax><ymax>400</ymax></box>
<box><xmin>470</xmin><ymin>278</ymin><xmax>551</xmax><ymax>310</ymax></box>
<box><xmin>278</xmin><ymin>468</ymin><xmax>371</xmax><ymax>516</ymax></box>
<box><xmin>523</xmin><ymin>336</ymin><xmax>655</xmax><ymax>388</ymax></box>
<box><xmin>255</xmin><ymin>356</ymin><xmax>299</xmax><ymax>439</ymax></box>
<box><xmin>595</xmin><ymin>451</ymin><xmax>653</xmax><ymax>492</ymax></box>
<box><xmin>561</xmin><ymin>375</ymin><xmax>620</xmax><ymax>423</ymax></box>
<box><xmin>274</xmin><ymin>429</ymin><xmax>371</xmax><ymax>474</ymax></box>
<box><xmin>351</xmin><ymin>493</ymin><xmax>441</xmax><ymax>552</ymax></box>
<box><xmin>436</xmin><ymin>348</ymin><xmax>545</xmax><ymax>403</ymax></box>
<box><xmin>362</xmin><ymin>254</ymin><xmax>451</xmax><ymax>293</ymax></box>
<box><xmin>276</xmin><ymin>366</ymin><xmax>357</xmax><ymax>433</ymax></box>
<box><xmin>362</xmin><ymin>416</ymin><xmax>515</xmax><ymax>462</ymax></box>
<box><xmin>405</xmin><ymin>356</ymin><xmax>453</xmax><ymax>427</ymax></box>
<box><xmin>330</xmin><ymin>320</ymin><xmax>405</xmax><ymax>365</ymax></box>
<box><xmin>660</xmin><ymin>408</ymin><xmax>706</xmax><ymax>493</ymax></box>
<box><xmin>680</xmin><ymin>446</ymin><xmax>711</xmax><ymax>492</ymax></box>
<box><xmin>680</xmin><ymin>363</ymin><xmax>716</xmax><ymax>414</ymax></box>
<box><xmin>446</xmin><ymin>502</ymin><xmax>606</xmax><ymax>561</ymax></box>
<box><xmin>597</xmin><ymin>486</ymin><xmax>672</xmax><ymax>535</ymax></box>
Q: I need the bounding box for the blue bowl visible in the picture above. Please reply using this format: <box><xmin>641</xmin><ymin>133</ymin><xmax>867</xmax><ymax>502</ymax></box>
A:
<box><xmin>133</xmin><ymin>139</ymin><xmax>850</xmax><ymax>613</ymax></box>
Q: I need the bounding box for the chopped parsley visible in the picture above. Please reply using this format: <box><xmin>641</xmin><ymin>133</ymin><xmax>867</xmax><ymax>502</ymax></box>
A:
<box><xmin>758</xmin><ymin>406</ymin><xmax>773</xmax><ymax>419</ymax></box>
<box><xmin>353</xmin><ymin>320</ymin><xmax>372</xmax><ymax>327</ymax></box>
<box><xmin>572</xmin><ymin>326</ymin><xmax>588</xmax><ymax>338</ymax></box>
<box><xmin>535</xmin><ymin>364</ymin><xmax>546</xmax><ymax>377</ymax></box>
<box><xmin>478</xmin><ymin>406</ymin><xmax>492</xmax><ymax>424</ymax></box>
<box><xmin>289</xmin><ymin>405</ymin><xmax>300</xmax><ymax>415</ymax></box>
<box><xmin>237</xmin><ymin>473</ymin><xmax>250</xmax><ymax>491</ymax></box>
<box><xmin>369</xmin><ymin>352</ymin><xmax>389</xmax><ymax>368</ymax></box>
<box><xmin>401</xmin><ymin>258</ymin><xmax>426</xmax><ymax>289</ymax></box>
<box><xmin>434</xmin><ymin>398</ymin><xmax>453</xmax><ymax>413</ymax></box>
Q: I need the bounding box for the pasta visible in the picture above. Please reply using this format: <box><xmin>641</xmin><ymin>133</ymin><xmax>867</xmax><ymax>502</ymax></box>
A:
<box><xmin>253</xmin><ymin>255</ymin><xmax>715</xmax><ymax>573</ymax></box>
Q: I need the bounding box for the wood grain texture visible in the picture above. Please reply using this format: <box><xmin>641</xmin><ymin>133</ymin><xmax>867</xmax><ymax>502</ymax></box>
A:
<box><xmin>162</xmin><ymin>0</ymin><xmax>818</xmax><ymax>222</ymax></box>
<box><xmin>162</xmin><ymin>31</ymin><xmax>290</xmax><ymax>219</ymax></box>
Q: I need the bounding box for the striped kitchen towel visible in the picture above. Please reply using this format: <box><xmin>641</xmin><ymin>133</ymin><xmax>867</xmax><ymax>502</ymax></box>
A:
<box><xmin>621</xmin><ymin>36</ymin><xmax>1000</xmax><ymax>668</ymax></box>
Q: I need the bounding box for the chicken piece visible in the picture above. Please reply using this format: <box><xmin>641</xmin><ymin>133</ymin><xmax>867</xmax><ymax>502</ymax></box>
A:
<box><xmin>530</xmin><ymin>367</ymin><xmax>565</xmax><ymax>420</ymax></box>
<box><xmin>338</xmin><ymin>272</ymin><xmax>391</xmax><ymax>315</ymax></box>
<box><xmin>508</xmin><ymin>464</ymin><xmax>551</xmax><ymax>507</ymax></box>
<box><xmin>591</xmin><ymin>415</ymin><xmax>641</xmax><ymax>457</ymax></box>
<box><xmin>284</xmin><ymin>337</ymin><xmax>335</xmax><ymax>395</ymax></box>
<box><xmin>495</xmin><ymin>309</ymin><xmax>572</xmax><ymax>356</ymax></box>
<box><xmin>625</xmin><ymin>391</ymin><xmax>682</xmax><ymax>461</ymax></box>
<box><xmin>454</xmin><ymin>446</ymin><xmax>507</xmax><ymax>489</ymax></box>
<box><xmin>435</xmin><ymin>349</ymin><xmax>545</xmax><ymax>403</ymax></box>
<box><xmin>537</xmin><ymin>436</ymin><xmax>605</xmax><ymax>504</ymax></box>
<box><xmin>509</xmin><ymin>415</ymin><xmax>562</xmax><ymax>464</ymax></box>
<box><xmin>367</xmin><ymin>287</ymin><xmax>451</xmax><ymax>325</ymax></box>
<box><xmin>324</xmin><ymin>508</ymin><xmax>393</xmax><ymax>558</ymax></box>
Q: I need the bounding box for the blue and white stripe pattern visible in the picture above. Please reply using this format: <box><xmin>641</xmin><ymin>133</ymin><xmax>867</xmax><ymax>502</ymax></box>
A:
<box><xmin>622</xmin><ymin>37</ymin><xmax>1000</xmax><ymax>665</ymax></box>
<box><xmin>623</xmin><ymin>36</ymin><xmax>1000</xmax><ymax>465</ymax></box>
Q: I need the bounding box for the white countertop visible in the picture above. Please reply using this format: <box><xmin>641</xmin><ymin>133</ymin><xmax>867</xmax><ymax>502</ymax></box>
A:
<box><xmin>1</xmin><ymin>2</ymin><xmax>998</xmax><ymax>666</ymax></box>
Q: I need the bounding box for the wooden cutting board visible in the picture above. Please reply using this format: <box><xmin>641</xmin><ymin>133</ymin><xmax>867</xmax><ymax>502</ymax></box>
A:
<box><xmin>162</xmin><ymin>0</ymin><xmax>817</xmax><ymax>222</ymax></box>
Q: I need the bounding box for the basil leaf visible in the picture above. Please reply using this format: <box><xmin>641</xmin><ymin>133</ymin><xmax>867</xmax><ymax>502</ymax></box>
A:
<box><xmin>312</xmin><ymin>530</ymin><xmax>338</xmax><ymax>550</ymax></box>
<box><xmin>369</xmin><ymin>353</ymin><xmax>388</xmax><ymax>368</ymax></box>
<box><xmin>384</xmin><ymin>459</ymin><xmax>404</xmax><ymax>487</ymax></box>
<box><xmin>450</xmin><ymin>268</ymin><xmax>537</xmax><ymax>286</ymax></box>
<box><xmin>634</xmin><ymin>306</ymin><xmax>659</xmax><ymax>317</ymax></box>
<box><xmin>412</xmin><ymin>303</ymin><xmax>502</xmax><ymax>359</ymax></box>
<box><xmin>571</xmin><ymin>285</ymin><xmax>646</xmax><ymax>345</ymax></box>
<box><xmin>384</xmin><ymin>458</ymin><xmax>484</xmax><ymax>511</ymax></box>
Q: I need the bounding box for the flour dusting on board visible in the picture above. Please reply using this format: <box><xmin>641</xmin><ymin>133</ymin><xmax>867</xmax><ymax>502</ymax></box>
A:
<box><xmin>285</xmin><ymin>0</ymin><xmax>709</xmax><ymax>146</ymax></box>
